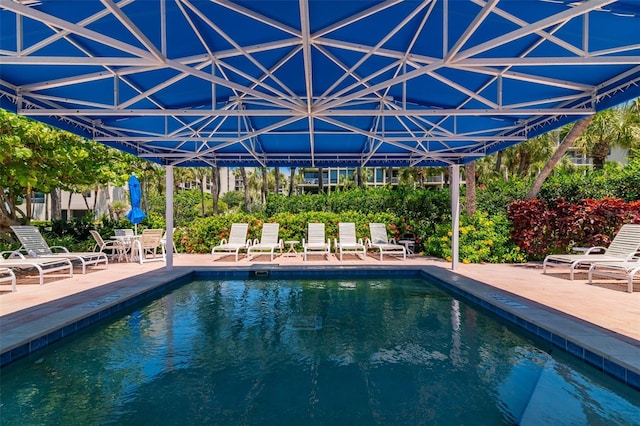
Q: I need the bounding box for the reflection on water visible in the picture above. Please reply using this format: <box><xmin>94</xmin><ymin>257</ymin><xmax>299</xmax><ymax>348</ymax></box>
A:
<box><xmin>1</xmin><ymin>278</ymin><xmax>639</xmax><ymax>425</ymax></box>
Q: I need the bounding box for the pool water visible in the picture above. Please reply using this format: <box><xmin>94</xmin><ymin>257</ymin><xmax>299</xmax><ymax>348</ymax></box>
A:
<box><xmin>1</xmin><ymin>277</ymin><xmax>639</xmax><ymax>425</ymax></box>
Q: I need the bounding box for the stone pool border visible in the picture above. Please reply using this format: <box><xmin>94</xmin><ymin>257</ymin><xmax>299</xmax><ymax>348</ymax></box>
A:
<box><xmin>1</xmin><ymin>264</ymin><xmax>638</xmax><ymax>390</ymax></box>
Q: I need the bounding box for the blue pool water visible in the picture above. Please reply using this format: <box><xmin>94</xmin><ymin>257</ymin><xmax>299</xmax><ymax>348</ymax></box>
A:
<box><xmin>1</xmin><ymin>277</ymin><xmax>639</xmax><ymax>425</ymax></box>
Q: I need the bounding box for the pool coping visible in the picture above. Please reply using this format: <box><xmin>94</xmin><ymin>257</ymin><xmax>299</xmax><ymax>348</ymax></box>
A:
<box><xmin>1</xmin><ymin>264</ymin><xmax>639</xmax><ymax>390</ymax></box>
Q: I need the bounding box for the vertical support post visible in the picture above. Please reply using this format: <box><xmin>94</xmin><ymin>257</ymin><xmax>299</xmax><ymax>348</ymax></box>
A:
<box><xmin>165</xmin><ymin>165</ymin><xmax>174</xmax><ymax>271</ymax></box>
<box><xmin>212</xmin><ymin>62</ymin><xmax>216</xmax><ymax>110</ymax></box>
<box><xmin>160</xmin><ymin>0</ymin><xmax>166</xmax><ymax>56</ymax></box>
<box><xmin>450</xmin><ymin>164</ymin><xmax>460</xmax><ymax>270</ymax></box>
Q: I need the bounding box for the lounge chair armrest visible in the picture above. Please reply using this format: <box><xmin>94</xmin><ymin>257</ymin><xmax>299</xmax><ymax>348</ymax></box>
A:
<box><xmin>624</xmin><ymin>252</ymin><xmax>640</xmax><ymax>261</ymax></box>
<box><xmin>1</xmin><ymin>250</ymin><xmax>26</xmax><ymax>259</ymax></box>
<box><xmin>584</xmin><ymin>246</ymin><xmax>606</xmax><ymax>255</ymax></box>
<box><xmin>302</xmin><ymin>238</ymin><xmax>307</xmax><ymax>245</ymax></box>
<box><xmin>49</xmin><ymin>245</ymin><xmax>71</xmax><ymax>253</ymax></box>
<box><xmin>278</xmin><ymin>239</ymin><xmax>284</xmax><ymax>249</ymax></box>
<box><xmin>357</xmin><ymin>238</ymin><xmax>364</xmax><ymax>245</ymax></box>
<box><xmin>245</xmin><ymin>240</ymin><xmax>252</xmax><ymax>247</ymax></box>
<box><xmin>220</xmin><ymin>238</ymin><xmax>228</xmax><ymax>245</ymax></box>
<box><xmin>252</xmin><ymin>238</ymin><xmax>260</xmax><ymax>245</ymax></box>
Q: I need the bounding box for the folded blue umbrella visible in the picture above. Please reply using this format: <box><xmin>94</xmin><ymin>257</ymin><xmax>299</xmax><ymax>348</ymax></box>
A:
<box><xmin>125</xmin><ymin>174</ymin><xmax>146</xmax><ymax>228</ymax></box>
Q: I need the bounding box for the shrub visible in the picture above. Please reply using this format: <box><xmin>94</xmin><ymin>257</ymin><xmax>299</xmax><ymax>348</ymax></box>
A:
<box><xmin>507</xmin><ymin>197</ymin><xmax>640</xmax><ymax>259</ymax></box>
<box><xmin>507</xmin><ymin>199</ymin><xmax>556</xmax><ymax>259</ymax></box>
<box><xmin>178</xmin><ymin>210</ymin><xmax>402</xmax><ymax>254</ymax></box>
<box><xmin>424</xmin><ymin>212</ymin><xmax>526</xmax><ymax>263</ymax></box>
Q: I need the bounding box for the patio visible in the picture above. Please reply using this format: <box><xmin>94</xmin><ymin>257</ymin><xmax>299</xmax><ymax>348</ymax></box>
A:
<box><xmin>1</xmin><ymin>254</ymin><xmax>638</xmax><ymax>386</ymax></box>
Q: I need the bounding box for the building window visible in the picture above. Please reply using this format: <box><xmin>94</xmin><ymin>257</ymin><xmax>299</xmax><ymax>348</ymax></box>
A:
<box><xmin>31</xmin><ymin>192</ymin><xmax>45</xmax><ymax>203</ymax></box>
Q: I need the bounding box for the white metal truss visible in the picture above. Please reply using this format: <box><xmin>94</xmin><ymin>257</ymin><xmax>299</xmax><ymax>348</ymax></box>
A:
<box><xmin>1</xmin><ymin>0</ymin><xmax>639</xmax><ymax>167</ymax></box>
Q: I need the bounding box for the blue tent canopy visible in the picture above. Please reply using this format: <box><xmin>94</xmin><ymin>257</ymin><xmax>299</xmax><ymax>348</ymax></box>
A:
<box><xmin>1</xmin><ymin>0</ymin><xmax>639</xmax><ymax>168</ymax></box>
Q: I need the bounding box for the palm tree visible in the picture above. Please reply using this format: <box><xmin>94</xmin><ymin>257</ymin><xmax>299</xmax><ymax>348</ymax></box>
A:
<box><xmin>192</xmin><ymin>168</ymin><xmax>209</xmax><ymax>216</ymax></box>
<box><xmin>526</xmin><ymin>117</ymin><xmax>594</xmax><ymax>199</ymax></box>
<box><xmin>576</xmin><ymin>103</ymin><xmax>640</xmax><ymax>169</ymax></box>
<box><xmin>274</xmin><ymin>166</ymin><xmax>280</xmax><ymax>194</ymax></box>
<box><xmin>318</xmin><ymin>167</ymin><xmax>324</xmax><ymax>193</ymax></box>
<box><xmin>261</xmin><ymin>166</ymin><xmax>268</xmax><ymax>203</ymax></box>
<box><xmin>210</xmin><ymin>166</ymin><xmax>221</xmax><ymax>214</ymax></box>
<box><xmin>288</xmin><ymin>167</ymin><xmax>296</xmax><ymax>196</ymax></box>
<box><xmin>465</xmin><ymin>161</ymin><xmax>476</xmax><ymax>216</ymax></box>
<box><xmin>239</xmin><ymin>167</ymin><xmax>251</xmax><ymax>213</ymax></box>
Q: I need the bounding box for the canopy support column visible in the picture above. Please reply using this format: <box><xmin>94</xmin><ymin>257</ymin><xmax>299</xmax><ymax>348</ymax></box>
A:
<box><xmin>165</xmin><ymin>165</ymin><xmax>174</xmax><ymax>271</ymax></box>
<box><xmin>450</xmin><ymin>164</ymin><xmax>460</xmax><ymax>270</ymax></box>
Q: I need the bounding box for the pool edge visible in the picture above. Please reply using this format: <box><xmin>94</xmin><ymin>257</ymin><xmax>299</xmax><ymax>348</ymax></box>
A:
<box><xmin>1</xmin><ymin>264</ymin><xmax>638</xmax><ymax>391</ymax></box>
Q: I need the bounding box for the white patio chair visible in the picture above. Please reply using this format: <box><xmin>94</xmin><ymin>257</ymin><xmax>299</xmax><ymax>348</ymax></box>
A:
<box><xmin>90</xmin><ymin>230</ymin><xmax>125</xmax><ymax>262</ymax></box>
<box><xmin>132</xmin><ymin>229</ymin><xmax>166</xmax><ymax>264</ymax></box>
<box><xmin>366</xmin><ymin>223</ymin><xmax>407</xmax><ymax>261</ymax></box>
<box><xmin>543</xmin><ymin>224</ymin><xmax>640</xmax><ymax>280</ymax></box>
<box><xmin>303</xmin><ymin>223</ymin><xmax>330</xmax><ymax>260</ymax></box>
<box><xmin>11</xmin><ymin>225</ymin><xmax>108</xmax><ymax>274</ymax></box>
<box><xmin>334</xmin><ymin>222</ymin><xmax>366</xmax><ymax>261</ymax></box>
<box><xmin>212</xmin><ymin>223</ymin><xmax>251</xmax><ymax>262</ymax></box>
<box><xmin>247</xmin><ymin>223</ymin><xmax>283</xmax><ymax>261</ymax></box>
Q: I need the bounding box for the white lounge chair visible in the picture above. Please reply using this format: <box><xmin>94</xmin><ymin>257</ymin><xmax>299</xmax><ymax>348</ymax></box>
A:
<box><xmin>1</xmin><ymin>251</ymin><xmax>73</xmax><ymax>287</ymax></box>
<box><xmin>367</xmin><ymin>223</ymin><xmax>407</xmax><ymax>261</ymax></box>
<box><xmin>334</xmin><ymin>222</ymin><xmax>366</xmax><ymax>261</ymax></box>
<box><xmin>0</xmin><ymin>267</ymin><xmax>16</xmax><ymax>292</ymax></box>
<box><xmin>588</xmin><ymin>257</ymin><xmax>640</xmax><ymax>293</ymax></box>
<box><xmin>543</xmin><ymin>224</ymin><xmax>640</xmax><ymax>280</ymax></box>
<box><xmin>132</xmin><ymin>229</ymin><xmax>166</xmax><ymax>264</ymax></box>
<box><xmin>247</xmin><ymin>223</ymin><xmax>283</xmax><ymax>261</ymax></box>
<box><xmin>303</xmin><ymin>223</ymin><xmax>331</xmax><ymax>260</ymax></box>
<box><xmin>11</xmin><ymin>225</ymin><xmax>108</xmax><ymax>274</ymax></box>
<box><xmin>212</xmin><ymin>223</ymin><xmax>250</xmax><ymax>262</ymax></box>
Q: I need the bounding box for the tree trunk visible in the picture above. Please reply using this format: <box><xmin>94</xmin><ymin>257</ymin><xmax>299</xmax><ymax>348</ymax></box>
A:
<box><xmin>25</xmin><ymin>185</ymin><xmax>32</xmax><ymax>222</ymax></box>
<box><xmin>591</xmin><ymin>140</ymin><xmax>610</xmax><ymax>170</ymax></box>
<box><xmin>494</xmin><ymin>151</ymin><xmax>503</xmax><ymax>173</ymax></box>
<box><xmin>274</xmin><ymin>167</ymin><xmax>280</xmax><ymax>195</ymax></box>
<box><xmin>81</xmin><ymin>192</ymin><xmax>91</xmax><ymax>211</ymax></box>
<box><xmin>289</xmin><ymin>167</ymin><xmax>295</xmax><ymax>196</ymax></box>
<box><xmin>517</xmin><ymin>152</ymin><xmax>530</xmax><ymax>177</ymax></box>
<box><xmin>67</xmin><ymin>191</ymin><xmax>73</xmax><ymax>220</ymax></box>
<box><xmin>261</xmin><ymin>166</ymin><xmax>268</xmax><ymax>203</ymax></box>
<box><xmin>200</xmin><ymin>176</ymin><xmax>206</xmax><ymax>216</ymax></box>
<box><xmin>526</xmin><ymin>116</ymin><xmax>594</xmax><ymax>199</ymax></box>
<box><xmin>356</xmin><ymin>167</ymin><xmax>363</xmax><ymax>188</ymax></box>
<box><xmin>104</xmin><ymin>184</ymin><xmax>114</xmax><ymax>220</ymax></box>
<box><xmin>465</xmin><ymin>161</ymin><xmax>476</xmax><ymax>216</ymax></box>
<box><xmin>318</xmin><ymin>167</ymin><xmax>324</xmax><ymax>193</ymax></box>
<box><xmin>211</xmin><ymin>167</ymin><xmax>219</xmax><ymax>214</ymax></box>
<box><xmin>240</xmin><ymin>167</ymin><xmax>251</xmax><ymax>213</ymax></box>
<box><xmin>50</xmin><ymin>188</ymin><xmax>62</xmax><ymax>220</ymax></box>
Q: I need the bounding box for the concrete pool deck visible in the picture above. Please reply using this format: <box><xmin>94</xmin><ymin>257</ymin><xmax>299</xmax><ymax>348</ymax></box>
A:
<box><xmin>1</xmin><ymin>253</ymin><xmax>639</xmax><ymax>386</ymax></box>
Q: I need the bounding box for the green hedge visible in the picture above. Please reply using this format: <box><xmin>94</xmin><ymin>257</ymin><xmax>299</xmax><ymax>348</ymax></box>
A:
<box><xmin>178</xmin><ymin>211</ymin><xmax>401</xmax><ymax>254</ymax></box>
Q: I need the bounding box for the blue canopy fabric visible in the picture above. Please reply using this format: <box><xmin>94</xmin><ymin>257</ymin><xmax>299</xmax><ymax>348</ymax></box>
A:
<box><xmin>125</xmin><ymin>174</ymin><xmax>146</xmax><ymax>226</ymax></box>
<box><xmin>1</xmin><ymin>0</ymin><xmax>639</xmax><ymax>168</ymax></box>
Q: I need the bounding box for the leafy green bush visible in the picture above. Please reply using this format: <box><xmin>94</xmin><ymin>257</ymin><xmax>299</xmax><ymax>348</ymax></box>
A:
<box><xmin>537</xmin><ymin>168</ymin><xmax>613</xmax><ymax>203</ymax></box>
<box><xmin>475</xmin><ymin>176</ymin><xmax>531</xmax><ymax>213</ymax></box>
<box><xmin>608</xmin><ymin>150</ymin><xmax>640</xmax><ymax>201</ymax></box>
<box><xmin>424</xmin><ymin>212</ymin><xmax>526</xmax><ymax>263</ymax></box>
<box><xmin>178</xmin><ymin>210</ymin><xmax>402</xmax><ymax>253</ymax></box>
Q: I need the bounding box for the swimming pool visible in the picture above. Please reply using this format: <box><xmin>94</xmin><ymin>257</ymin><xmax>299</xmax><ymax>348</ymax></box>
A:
<box><xmin>1</xmin><ymin>275</ymin><xmax>638</xmax><ymax>424</ymax></box>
